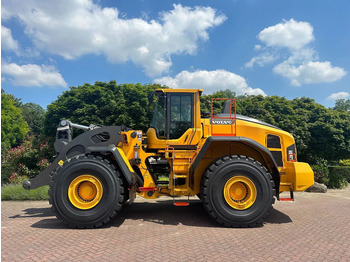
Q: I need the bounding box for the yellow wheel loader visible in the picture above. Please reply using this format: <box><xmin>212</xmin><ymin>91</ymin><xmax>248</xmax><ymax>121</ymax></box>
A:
<box><xmin>23</xmin><ymin>89</ymin><xmax>314</xmax><ymax>228</ymax></box>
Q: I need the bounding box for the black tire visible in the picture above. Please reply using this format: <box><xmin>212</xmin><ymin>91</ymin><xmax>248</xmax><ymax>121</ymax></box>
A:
<box><xmin>200</xmin><ymin>155</ymin><xmax>275</xmax><ymax>227</ymax></box>
<box><xmin>49</xmin><ymin>154</ymin><xmax>127</xmax><ymax>228</ymax></box>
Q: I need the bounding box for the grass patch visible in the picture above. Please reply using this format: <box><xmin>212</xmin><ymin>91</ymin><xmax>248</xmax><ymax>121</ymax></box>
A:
<box><xmin>1</xmin><ymin>184</ymin><xmax>49</xmax><ymax>200</ymax></box>
<box><xmin>157</xmin><ymin>176</ymin><xmax>169</xmax><ymax>181</ymax></box>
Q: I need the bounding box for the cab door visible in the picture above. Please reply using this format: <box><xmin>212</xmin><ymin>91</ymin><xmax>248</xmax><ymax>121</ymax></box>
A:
<box><xmin>167</xmin><ymin>93</ymin><xmax>193</xmax><ymax>140</ymax></box>
<box><xmin>147</xmin><ymin>92</ymin><xmax>202</xmax><ymax>149</ymax></box>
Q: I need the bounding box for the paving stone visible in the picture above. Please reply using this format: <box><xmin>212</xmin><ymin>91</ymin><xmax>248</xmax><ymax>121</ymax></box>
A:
<box><xmin>1</xmin><ymin>190</ymin><xmax>350</xmax><ymax>262</ymax></box>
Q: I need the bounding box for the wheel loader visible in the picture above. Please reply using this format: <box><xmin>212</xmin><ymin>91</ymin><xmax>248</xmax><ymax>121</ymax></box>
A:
<box><xmin>23</xmin><ymin>88</ymin><xmax>314</xmax><ymax>228</ymax></box>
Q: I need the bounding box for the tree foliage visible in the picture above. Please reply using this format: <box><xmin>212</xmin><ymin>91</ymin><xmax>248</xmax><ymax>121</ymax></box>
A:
<box><xmin>44</xmin><ymin>81</ymin><xmax>166</xmax><ymax>136</ymax></box>
<box><xmin>334</xmin><ymin>98</ymin><xmax>350</xmax><ymax>113</ymax></box>
<box><xmin>1</xmin><ymin>92</ymin><xmax>29</xmax><ymax>152</ymax></box>
<box><xmin>21</xmin><ymin>102</ymin><xmax>45</xmax><ymax>136</ymax></box>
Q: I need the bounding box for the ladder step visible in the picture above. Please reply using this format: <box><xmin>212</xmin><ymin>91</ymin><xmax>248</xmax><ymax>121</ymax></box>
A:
<box><xmin>138</xmin><ymin>187</ymin><xmax>158</xmax><ymax>192</ymax></box>
<box><xmin>174</xmin><ymin>202</ymin><xmax>189</xmax><ymax>206</ymax></box>
<box><xmin>174</xmin><ymin>188</ymin><xmax>189</xmax><ymax>192</ymax></box>
<box><xmin>280</xmin><ymin>190</ymin><xmax>294</xmax><ymax>201</ymax></box>
<box><xmin>174</xmin><ymin>174</ymin><xmax>187</xmax><ymax>178</ymax></box>
<box><xmin>280</xmin><ymin>198</ymin><xmax>294</xmax><ymax>201</ymax></box>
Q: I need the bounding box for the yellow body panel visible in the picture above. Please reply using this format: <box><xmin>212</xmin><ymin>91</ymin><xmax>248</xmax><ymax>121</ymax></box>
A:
<box><xmin>116</xmin><ymin>147</ymin><xmax>135</xmax><ymax>173</ymax></box>
<box><xmin>282</xmin><ymin>162</ymin><xmax>314</xmax><ymax>191</ymax></box>
<box><xmin>146</xmin><ymin>127</ymin><xmax>202</xmax><ymax>148</ymax></box>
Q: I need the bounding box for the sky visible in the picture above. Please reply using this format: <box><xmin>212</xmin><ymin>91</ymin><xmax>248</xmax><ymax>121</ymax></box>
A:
<box><xmin>1</xmin><ymin>0</ymin><xmax>350</xmax><ymax>109</ymax></box>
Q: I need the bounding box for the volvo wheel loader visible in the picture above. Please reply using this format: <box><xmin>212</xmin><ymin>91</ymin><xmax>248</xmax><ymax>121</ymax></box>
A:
<box><xmin>23</xmin><ymin>89</ymin><xmax>314</xmax><ymax>228</ymax></box>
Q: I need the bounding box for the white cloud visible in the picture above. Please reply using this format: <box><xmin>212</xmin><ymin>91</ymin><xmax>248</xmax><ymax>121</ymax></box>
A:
<box><xmin>1</xmin><ymin>7</ymin><xmax>12</xmax><ymax>20</ymax></box>
<box><xmin>245</xmin><ymin>52</ymin><xmax>278</xmax><ymax>68</ymax></box>
<box><xmin>285</xmin><ymin>48</ymin><xmax>318</xmax><ymax>64</ymax></box>
<box><xmin>273</xmin><ymin>61</ymin><xmax>346</xmax><ymax>86</ymax></box>
<box><xmin>327</xmin><ymin>92</ymin><xmax>349</xmax><ymax>101</ymax></box>
<box><xmin>1</xmin><ymin>26</ymin><xmax>19</xmax><ymax>54</ymax></box>
<box><xmin>2</xmin><ymin>62</ymin><xmax>67</xmax><ymax>88</ymax></box>
<box><xmin>254</xmin><ymin>45</ymin><xmax>262</xmax><ymax>51</ymax></box>
<box><xmin>246</xmin><ymin>19</ymin><xmax>346</xmax><ymax>86</ymax></box>
<box><xmin>258</xmin><ymin>19</ymin><xmax>314</xmax><ymax>50</ymax></box>
<box><xmin>154</xmin><ymin>70</ymin><xmax>266</xmax><ymax>96</ymax></box>
<box><xmin>3</xmin><ymin>1</ymin><xmax>226</xmax><ymax>77</ymax></box>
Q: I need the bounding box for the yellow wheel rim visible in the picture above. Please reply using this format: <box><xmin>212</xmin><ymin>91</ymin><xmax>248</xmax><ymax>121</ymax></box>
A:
<box><xmin>223</xmin><ymin>176</ymin><xmax>257</xmax><ymax>210</ymax></box>
<box><xmin>68</xmin><ymin>175</ymin><xmax>103</xmax><ymax>210</ymax></box>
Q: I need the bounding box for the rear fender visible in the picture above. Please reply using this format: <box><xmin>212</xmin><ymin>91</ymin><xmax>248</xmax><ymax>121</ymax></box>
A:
<box><xmin>191</xmin><ymin>136</ymin><xmax>280</xmax><ymax>195</ymax></box>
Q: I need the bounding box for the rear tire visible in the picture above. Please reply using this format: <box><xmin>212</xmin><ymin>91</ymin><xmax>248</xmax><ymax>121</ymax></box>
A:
<box><xmin>200</xmin><ymin>155</ymin><xmax>275</xmax><ymax>227</ymax></box>
<box><xmin>49</xmin><ymin>154</ymin><xmax>127</xmax><ymax>228</ymax></box>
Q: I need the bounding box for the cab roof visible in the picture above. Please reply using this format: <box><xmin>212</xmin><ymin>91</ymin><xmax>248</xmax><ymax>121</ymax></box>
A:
<box><xmin>155</xmin><ymin>88</ymin><xmax>203</xmax><ymax>96</ymax></box>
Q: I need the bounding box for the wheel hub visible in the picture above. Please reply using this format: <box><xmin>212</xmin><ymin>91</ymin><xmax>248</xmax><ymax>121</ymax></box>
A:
<box><xmin>77</xmin><ymin>181</ymin><xmax>97</xmax><ymax>202</ymax></box>
<box><xmin>68</xmin><ymin>175</ymin><xmax>103</xmax><ymax>210</ymax></box>
<box><xmin>230</xmin><ymin>182</ymin><xmax>248</xmax><ymax>202</ymax></box>
<box><xmin>223</xmin><ymin>176</ymin><xmax>257</xmax><ymax>210</ymax></box>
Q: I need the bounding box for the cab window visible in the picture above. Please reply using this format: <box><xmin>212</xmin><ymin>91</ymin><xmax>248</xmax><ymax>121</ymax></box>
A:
<box><xmin>169</xmin><ymin>94</ymin><xmax>193</xmax><ymax>139</ymax></box>
<box><xmin>150</xmin><ymin>94</ymin><xmax>166</xmax><ymax>138</ymax></box>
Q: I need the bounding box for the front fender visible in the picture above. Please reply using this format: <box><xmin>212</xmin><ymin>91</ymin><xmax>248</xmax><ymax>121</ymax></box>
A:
<box><xmin>23</xmin><ymin>126</ymin><xmax>126</xmax><ymax>190</ymax></box>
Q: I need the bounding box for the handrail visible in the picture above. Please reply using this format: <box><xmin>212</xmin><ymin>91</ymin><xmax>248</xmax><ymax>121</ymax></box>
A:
<box><xmin>165</xmin><ymin>146</ymin><xmax>175</xmax><ymax>160</ymax></box>
<box><xmin>210</xmin><ymin>98</ymin><xmax>237</xmax><ymax>136</ymax></box>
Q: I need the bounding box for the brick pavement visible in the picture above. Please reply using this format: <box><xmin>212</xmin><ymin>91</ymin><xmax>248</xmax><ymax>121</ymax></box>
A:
<box><xmin>2</xmin><ymin>189</ymin><xmax>350</xmax><ymax>262</ymax></box>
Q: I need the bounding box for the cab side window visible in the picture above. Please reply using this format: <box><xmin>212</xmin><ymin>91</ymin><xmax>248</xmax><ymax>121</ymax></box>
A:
<box><xmin>169</xmin><ymin>95</ymin><xmax>193</xmax><ymax>139</ymax></box>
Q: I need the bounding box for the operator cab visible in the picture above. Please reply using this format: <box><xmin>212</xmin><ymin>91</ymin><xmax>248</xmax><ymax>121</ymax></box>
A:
<box><xmin>146</xmin><ymin>89</ymin><xmax>203</xmax><ymax>149</ymax></box>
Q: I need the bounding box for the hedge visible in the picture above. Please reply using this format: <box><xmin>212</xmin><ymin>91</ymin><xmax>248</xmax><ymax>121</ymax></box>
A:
<box><xmin>328</xmin><ymin>166</ymin><xmax>350</xmax><ymax>189</ymax></box>
<box><xmin>311</xmin><ymin>164</ymin><xmax>329</xmax><ymax>185</ymax></box>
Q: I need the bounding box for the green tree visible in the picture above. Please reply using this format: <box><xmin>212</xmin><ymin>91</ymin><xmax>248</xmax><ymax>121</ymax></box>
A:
<box><xmin>1</xmin><ymin>89</ymin><xmax>23</xmax><ymax>107</ymax></box>
<box><xmin>21</xmin><ymin>103</ymin><xmax>45</xmax><ymax>136</ymax></box>
<box><xmin>1</xmin><ymin>92</ymin><xmax>29</xmax><ymax>152</ymax></box>
<box><xmin>44</xmin><ymin>81</ymin><xmax>165</xmax><ymax>136</ymax></box>
<box><xmin>200</xmin><ymin>89</ymin><xmax>239</xmax><ymax>115</ymax></box>
<box><xmin>334</xmin><ymin>98</ymin><xmax>350</xmax><ymax>113</ymax></box>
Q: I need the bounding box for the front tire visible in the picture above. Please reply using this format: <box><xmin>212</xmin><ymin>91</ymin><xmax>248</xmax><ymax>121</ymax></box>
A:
<box><xmin>201</xmin><ymin>155</ymin><xmax>275</xmax><ymax>227</ymax></box>
<box><xmin>49</xmin><ymin>155</ymin><xmax>127</xmax><ymax>228</ymax></box>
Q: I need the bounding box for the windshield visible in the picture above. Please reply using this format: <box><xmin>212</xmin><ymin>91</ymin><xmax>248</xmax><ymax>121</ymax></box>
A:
<box><xmin>150</xmin><ymin>93</ymin><xmax>166</xmax><ymax>138</ymax></box>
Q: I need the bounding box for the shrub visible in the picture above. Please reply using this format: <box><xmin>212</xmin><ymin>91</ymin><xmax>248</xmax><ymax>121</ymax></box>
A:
<box><xmin>339</xmin><ymin>159</ymin><xmax>350</xmax><ymax>166</ymax></box>
<box><xmin>311</xmin><ymin>164</ymin><xmax>329</xmax><ymax>185</ymax></box>
<box><xmin>328</xmin><ymin>166</ymin><xmax>350</xmax><ymax>188</ymax></box>
<box><xmin>1</xmin><ymin>184</ymin><xmax>49</xmax><ymax>200</ymax></box>
<box><xmin>1</xmin><ymin>135</ymin><xmax>54</xmax><ymax>184</ymax></box>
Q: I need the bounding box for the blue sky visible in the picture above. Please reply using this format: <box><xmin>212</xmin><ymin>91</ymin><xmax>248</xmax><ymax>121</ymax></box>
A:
<box><xmin>1</xmin><ymin>0</ymin><xmax>350</xmax><ymax>109</ymax></box>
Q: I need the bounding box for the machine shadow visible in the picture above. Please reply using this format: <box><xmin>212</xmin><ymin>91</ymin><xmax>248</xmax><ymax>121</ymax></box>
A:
<box><xmin>10</xmin><ymin>207</ymin><xmax>54</xmax><ymax>219</ymax></box>
<box><xmin>7</xmin><ymin>207</ymin><xmax>67</xmax><ymax>229</ymax></box>
<box><xmin>28</xmin><ymin>200</ymin><xmax>292</xmax><ymax>229</ymax></box>
<box><xmin>109</xmin><ymin>199</ymin><xmax>292</xmax><ymax>228</ymax></box>
<box><xmin>108</xmin><ymin>199</ymin><xmax>217</xmax><ymax>228</ymax></box>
